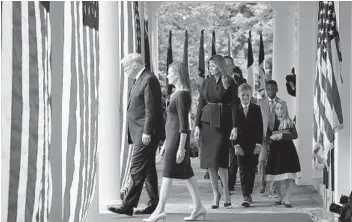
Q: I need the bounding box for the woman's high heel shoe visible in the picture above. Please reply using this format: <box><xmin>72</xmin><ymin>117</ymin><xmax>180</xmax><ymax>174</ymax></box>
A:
<box><xmin>184</xmin><ymin>207</ymin><xmax>207</xmax><ymax>221</ymax></box>
<box><xmin>211</xmin><ymin>193</ymin><xmax>221</xmax><ymax>209</ymax></box>
<box><xmin>142</xmin><ymin>212</ymin><xmax>167</xmax><ymax>222</ymax></box>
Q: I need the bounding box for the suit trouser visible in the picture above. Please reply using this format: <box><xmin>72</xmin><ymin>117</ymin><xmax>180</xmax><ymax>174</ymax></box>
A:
<box><xmin>123</xmin><ymin>139</ymin><xmax>159</xmax><ymax>208</ymax></box>
<box><xmin>238</xmin><ymin>153</ymin><xmax>259</xmax><ymax>198</ymax></box>
<box><xmin>228</xmin><ymin>148</ymin><xmax>238</xmax><ymax>189</ymax></box>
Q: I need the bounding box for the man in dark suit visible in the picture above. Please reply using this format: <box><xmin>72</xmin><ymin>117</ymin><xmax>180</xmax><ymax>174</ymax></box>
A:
<box><xmin>108</xmin><ymin>53</ymin><xmax>165</xmax><ymax>216</ymax></box>
<box><xmin>224</xmin><ymin>56</ymin><xmax>242</xmax><ymax>193</ymax></box>
<box><xmin>233</xmin><ymin>83</ymin><xmax>263</xmax><ymax>207</ymax></box>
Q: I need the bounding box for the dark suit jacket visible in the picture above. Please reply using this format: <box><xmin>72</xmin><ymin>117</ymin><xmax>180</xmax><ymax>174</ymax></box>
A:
<box><xmin>233</xmin><ymin>103</ymin><xmax>263</xmax><ymax>155</ymax></box>
<box><xmin>127</xmin><ymin>69</ymin><xmax>165</xmax><ymax>145</ymax></box>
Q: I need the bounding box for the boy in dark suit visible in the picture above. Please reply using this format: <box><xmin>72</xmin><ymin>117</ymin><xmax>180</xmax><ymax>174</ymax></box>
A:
<box><xmin>233</xmin><ymin>83</ymin><xmax>263</xmax><ymax>207</ymax></box>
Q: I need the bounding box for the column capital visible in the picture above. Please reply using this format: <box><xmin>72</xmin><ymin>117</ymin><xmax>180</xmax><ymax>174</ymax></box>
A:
<box><xmin>145</xmin><ymin>2</ymin><xmax>162</xmax><ymax>17</ymax></box>
<box><xmin>270</xmin><ymin>1</ymin><xmax>297</xmax><ymax>12</ymax></box>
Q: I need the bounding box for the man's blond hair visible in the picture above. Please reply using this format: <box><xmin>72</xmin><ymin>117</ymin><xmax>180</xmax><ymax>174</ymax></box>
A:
<box><xmin>121</xmin><ymin>53</ymin><xmax>144</xmax><ymax>67</ymax></box>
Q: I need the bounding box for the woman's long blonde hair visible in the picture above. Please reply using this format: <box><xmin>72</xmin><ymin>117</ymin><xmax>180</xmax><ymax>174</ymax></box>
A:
<box><xmin>268</xmin><ymin>100</ymin><xmax>294</xmax><ymax>131</ymax></box>
<box><xmin>208</xmin><ymin>54</ymin><xmax>230</xmax><ymax>88</ymax></box>
<box><xmin>168</xmin><ymin>61</ymin><xmax>191</xmax><ymax>91</ymax></box>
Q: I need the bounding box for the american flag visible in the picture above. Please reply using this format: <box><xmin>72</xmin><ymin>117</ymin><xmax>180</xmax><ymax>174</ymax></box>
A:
<box><xmin>198</xmin><ymin>29</ymin><xmax>205</xmax><ymax>79</ymax></box>
<box><xmin>62</xmin><ymin>2</ymin><xmax>99</xmax><ymax>221</ymax></box>
<box><xmin>3</xmin><ymin>1</ymin><xmax>99</xmax><ymax>221</ymax></box>
<box><xmin>211</xmin><ymin>30</ymin><xmax>216</xmax><ymax>56</ymax></box>
<box><xmin>2</xmin><ymin>2</ymin><xmax>52</xmax><ymax>221</ymax></box>
<box><xmin>258</xmin><ymin>31</ymin><xmax>265</xmax><ymax>92</ymax></box>
<box><xmin>313</xmin><ymin>1</ymin><xmax>343</xmax><ymax>170</ymax></box>
<box><xmin>247</xmin><ymin>30</ymin><xmax>254</xmax><ymax>91</ymax></box>
<box><xmin>133</xmin><ymin>1</ymin><xmax>142</xmax><ymax>54</ymax></box>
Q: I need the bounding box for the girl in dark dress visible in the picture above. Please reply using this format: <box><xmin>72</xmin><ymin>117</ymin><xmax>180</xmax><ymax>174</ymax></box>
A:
<box><xmin>194</xmin><ymin>55</ymin><xmax>238</xmax><ymax>209</ymax></box>
<box><xmin>144</xmin><ymin>62</ymin><xmax>206</xmax><ymax>222</ymax></box>
<box><xmin>266</xmin><ymin>100</ymin><xmax>301</xmax><ymax>208</ymax></box>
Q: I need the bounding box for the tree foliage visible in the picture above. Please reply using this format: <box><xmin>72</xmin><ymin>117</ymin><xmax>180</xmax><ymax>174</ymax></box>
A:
<box><xmin>157</xmin><ymin>2</ymin><xmax>274</xmax><ymax>83</ymax></box>
<box><xmin>156</xmin><ymin>2</ymin><xmax>274</xmax><ymax>141</ymax></box>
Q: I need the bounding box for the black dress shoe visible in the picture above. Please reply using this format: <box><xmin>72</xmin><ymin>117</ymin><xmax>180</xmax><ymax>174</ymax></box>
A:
<box><xmin>284</xmin><ymin>203</ymin><xmax>293</xmax><ymax>208</ymax></box>
<box><xmin>242</xmin><ymin>197</ymin><xmax>250</xmax><ymax>208</ymax></box>
<box><xmin>134</xmin><ymin>205</ymin><xmax>156</xmax><ymax>214</ymax></box>
<box><xmin>107</xmin><ymin>204</ymin><xmax>133</xmax><ymax>216</ymax></box>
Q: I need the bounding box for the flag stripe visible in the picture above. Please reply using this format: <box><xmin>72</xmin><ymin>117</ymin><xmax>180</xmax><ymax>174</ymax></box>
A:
<box><xmin>84</xmin><ymin>27</ymin><xmax>93</xmax><ymax>217</ymax></box>
<box><xmin>87</xmin><ymin>29</ymin><xmax>99</xmax><ymax>218</ymax></box>
<box><xmin>46</xmin><ymin>6</ymin><xmax>53</xmax><ymax>217</ymax></box>
<box><xmin>63</xmin><ymin>1</ymin><xmax>78</xmax><ymax>220</ymax></box>
<box><xmin>80</xmin><ymin>23</ymin><xmax>87</xmax><ymax>222</ymax></box>
<box><xmin>8</xmin><ymin>2</ymin><xmax>22</xmax><ymax>221</ymax></box>
<box><xmin>85</xmin><ymin>29</ymin><xmax>99</xmax><ymax>220</ymax></box>
<box><xmin>33</xmin><ymin>2</ymin><xmax>46</xmax><ymax>221</ymax></box>
<box><xmin>1</xmin><ymin>2</ymin><xmax>13</xmax><ymax>221</ymax></box>
<box><xmin>74</xmin><ymin>1</ymin><xmax>85</xmax><ymax>221</ymax></box>
<box><xmin>43</xmin><ymin>5</ymin><xmax>51</xmax><ymax>219</ymax></box>
<box><xmin>26</xmin><ymin>2</ymin><xmax>40</xmax><ymax>221</ymax></box>
<box><xmin>77</xmin><ymin>3</ymin><xmax>86</xmax><ymax>219</ymax></box>
<box><xmin>81</xmin><ymin>24</ymin><xmax>89</xmax><ymax>221</ymax></box>
<box><xmin>17</xmin><ymin>1</ymin><xmax>30</xmax><ymax>221</ymax></box>
<box><xmin>62</xmin><ymin>0</ymin><xmax>73</xmax><ymax>209</ymax></box>
<box><xmin>82</xmin><ymin>26</ymin><xmax>92</xmax><ymax>218</ymax></box>
<box><xmin>70</xmin><ymin>2</ymin><xmax>81</xmax><ymax>220</ymax></box>
<box><xmin>39</xmin><ymin>6</ymin><xmax>48</xmax><ymax>222</ymax></box>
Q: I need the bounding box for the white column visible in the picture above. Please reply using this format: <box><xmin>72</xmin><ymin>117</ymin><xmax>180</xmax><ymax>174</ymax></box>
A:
<box><xmin>335</xmin><ymin>1</ymin><xmax>352</xmax><ymax>198</ymax></box>
<box><xmin>295</xmin><ymin>1</ymin><xmax>318</xmax><ymax>186</ymax></box>
<box><xmin>98</xmin><ymin>1</ymin><xmax>121</xmax><ymax>206</ymax></box>
<box><xmin>85</xmin><ymin>168</ymin><xmax>99</xmax><ymax>221</ymax></box>
<box><xmin>271</xmin><ymin>2</ymin><xmax>296</xmax><ymax>118</ymax></box>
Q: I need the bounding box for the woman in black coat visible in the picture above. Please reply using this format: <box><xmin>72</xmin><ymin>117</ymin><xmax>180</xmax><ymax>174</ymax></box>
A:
<box><xmin>194</xmin><ymin>54</ymin><xmax>238</xmax><ymax>209</ymax></box>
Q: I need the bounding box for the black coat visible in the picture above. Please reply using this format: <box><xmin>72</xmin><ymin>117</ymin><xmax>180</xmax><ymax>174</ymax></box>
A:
<box><xmin>127</xmin><ymin>69</ymin><xmax>165</xmax><ymax>145</ymax></box>
<box><xmin>233</xmin><ymin>103</ymin><xmax>263</xmax><ymax>155</ymax></box>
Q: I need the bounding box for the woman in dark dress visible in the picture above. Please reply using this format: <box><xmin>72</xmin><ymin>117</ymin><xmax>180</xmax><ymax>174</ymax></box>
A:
<box><xmin>144</xmin><ymin>62</ymin><xmax>206</xmax><ymax>222</ymax></box>
<box><xmin>266</xmin><ymin>100</ymin><xmax>301</xmax><ymax>208</ymax></box>
<box><xmin>194</xmin><ymin>55</ymin><xmax>238</xmax><ymax>209</ymax></box>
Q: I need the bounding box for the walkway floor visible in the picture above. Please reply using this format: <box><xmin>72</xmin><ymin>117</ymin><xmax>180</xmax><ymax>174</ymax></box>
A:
<box><xmin>100</xmin><ymin>157</ymin><xmax>325</xmax><ymax>221</ymax></box>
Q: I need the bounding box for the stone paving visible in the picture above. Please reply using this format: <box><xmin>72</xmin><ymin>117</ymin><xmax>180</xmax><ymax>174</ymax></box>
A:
<box><xmin>100</xmin><ymin>157</ymin><xmax>328</xmax><ymax>221</ymax></box>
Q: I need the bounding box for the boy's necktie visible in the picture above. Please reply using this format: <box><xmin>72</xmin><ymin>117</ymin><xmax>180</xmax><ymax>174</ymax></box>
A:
<box><xmin>269</xmin><ymin>100</ymin><xmax>274</xmax><ymax>113</ymax></box>
<box><xmin>244</xmin><ymin>105</ymin><xmax>249</xmax><ymax>118</ymax></box>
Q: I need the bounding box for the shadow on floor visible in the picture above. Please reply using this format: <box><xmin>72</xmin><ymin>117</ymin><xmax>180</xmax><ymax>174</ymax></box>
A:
<box><xmin>101</xmin><ymin>157</ymin><xmax>324</xmax><ymax>221</ymax></box>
